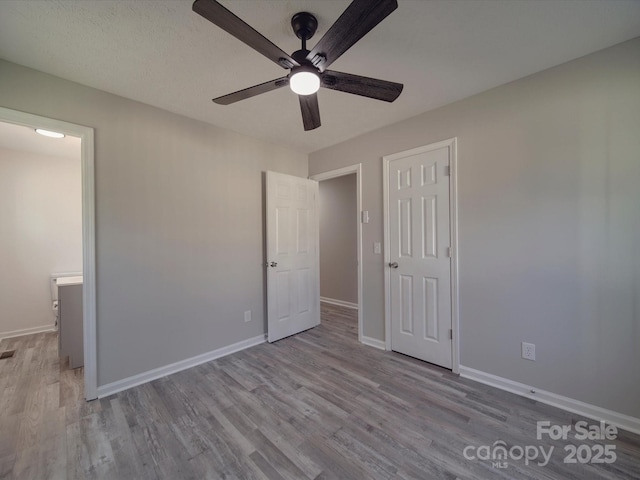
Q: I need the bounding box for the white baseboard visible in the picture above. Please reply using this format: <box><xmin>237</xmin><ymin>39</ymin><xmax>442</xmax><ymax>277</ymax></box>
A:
<box><xmin>459</xmin><ymin>365</ymin><xmax>640</xmax><ymax>436</ymax></box>
<box><xmin>320</xmin><ymin>296</ymin><xmax>358</xmax><ymax>310</ymax></box>
<box><xmin>0</xmin><ymin>324</ymin><xmax>56</xmax><ymax>341</ymax></box>
<box><xmin>97</xmin><ymin>334</ymin><xmax>266</xmax><ymax>398</ymax></box>
<box><xmin>361</xmin><ymin>336</ymin><xmax>386</xmax><ymax>350</ymax></box>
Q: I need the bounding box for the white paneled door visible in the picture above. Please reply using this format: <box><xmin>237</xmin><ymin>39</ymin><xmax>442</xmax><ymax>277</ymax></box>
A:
<box><xmin>385</xmin><ymin>143</ymin><xmax>453</xmax><ymax>368</ymax></box>
<box><xmin>266</xmin><ymin>171</ymin><xmax>320</xmax><ymax>342</ymax></box>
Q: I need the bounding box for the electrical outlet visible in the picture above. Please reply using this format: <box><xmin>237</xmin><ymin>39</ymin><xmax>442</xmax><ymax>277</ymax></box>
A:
<box><xmin>244</xmin><ymin>310</ymin><xmax>252</xmax><ymax>322</ymax></box>
<box><xmin>522</xmin><ymin>342</ymin><xmax>536</xmax><ymax>361</ymax></box>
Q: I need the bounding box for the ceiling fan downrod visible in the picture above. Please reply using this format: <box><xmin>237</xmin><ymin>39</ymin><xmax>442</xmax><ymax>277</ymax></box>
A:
<box><xmin>291</xmin><ymin>12</ymin><xmax>318</xmax><ymax>52</ymax></box>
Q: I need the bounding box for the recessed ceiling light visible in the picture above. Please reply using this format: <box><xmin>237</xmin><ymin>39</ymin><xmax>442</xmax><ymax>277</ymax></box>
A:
<box><xmin>35</xmin><ymin>128</ymin><xmax>65</xmax><ymax>139</ymax></box>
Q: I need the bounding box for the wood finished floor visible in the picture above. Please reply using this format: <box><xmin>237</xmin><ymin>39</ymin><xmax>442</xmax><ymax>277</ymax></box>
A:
<box><xmin>1</xmin><ymin>303</ymin><xmax>639</xmax><ymax>479</ymax></box>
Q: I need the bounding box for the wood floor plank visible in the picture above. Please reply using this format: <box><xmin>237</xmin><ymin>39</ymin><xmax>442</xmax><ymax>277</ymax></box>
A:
<box><xmin>1</xmin><ymin>306</ymin><xmax>639</xmax><ymax>479</ymax></box>
<box><xmin>249</xmin><ymin>450</ymin><xmax>287</xmax><ymax>480</ymax></box>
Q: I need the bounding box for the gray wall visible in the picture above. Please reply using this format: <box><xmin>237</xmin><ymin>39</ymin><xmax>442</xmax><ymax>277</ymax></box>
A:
<box><xmin>0</xmin><ymin>60</ymin><xmax>307</xmax><ymax>386</ymax></box>
<box><xmin>309</xmin><ymin>38</ymin><xmax>640</xmax><ymax>419</ymax></box>
<box><xmin>319</xmin><ymin>174</ymin><xmax>357</xmax><ymax>305</ymax></box>
<box><xmin>0</xmin><ymin>146</ymin><xmax>82</xmax><ymax>336</ymax></box>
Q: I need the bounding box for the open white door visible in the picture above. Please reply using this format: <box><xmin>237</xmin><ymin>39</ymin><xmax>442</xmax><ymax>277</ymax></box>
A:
<box><xmin>266</xmin><ymin>171</ymin><xmax>320</xmax><ymax>342</ymax></box>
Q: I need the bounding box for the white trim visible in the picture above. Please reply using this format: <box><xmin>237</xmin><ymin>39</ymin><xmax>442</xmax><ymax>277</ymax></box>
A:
<box><xmin>383</xmin><ymin>138</ymin><xmax>460</xmax><ymax>373</ymax></box>
<box><xmin>98</xmin><ymin>334</ymin><xmax>266</xmax><ymax>398</ymax></box>
<box><xmin>320</xmin><ymin>297</ymin><xmax>358</xmax><ymax>310</ymax></box>
<box><xmin>361</xmin><ymin>336</ymin><xmax>386</xmax><ymax>350</ymax></box>
<box><xmin>0</xmin><ymin>324</ymin><xmax>56</xmax><ymax>341</ymax></box>
<box><xmin>311</xmin><ymin>164</ymin><xmax>363</xmax><ymax>345</ymax></box>
<box><xmin>459</xmin><ymin>366</ymin><xmax>640</xmax><ymax>436</ymax></box>
<box><xmin>383</xmin><ymin>155</ymin><xmax>391</xmax><ymax>351</ymax></box>
<box><xmin>449</xmin><ymin>139</ymin><xmax>460</xmax><ymax>374</ymax></box>
<box><xmin>0</xmin><ymin>107</ymin><xmax>97</xmax><ymax>399</ymax></box>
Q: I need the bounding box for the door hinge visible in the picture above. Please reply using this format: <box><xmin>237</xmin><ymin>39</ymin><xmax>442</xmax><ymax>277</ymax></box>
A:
<box><xmin>444</xmin><ymin>165</ymin><xmax>451</xmax><ymax>176</ymax></box>
<box><xmin>446</xmin><ymin>246</ymin><xmax>452</xmax><ymax>258</ymax></box>
<box><xmin>449</xmin><ymin>329</ymin><xmax>453</xmax><ymax>340</ymax></box>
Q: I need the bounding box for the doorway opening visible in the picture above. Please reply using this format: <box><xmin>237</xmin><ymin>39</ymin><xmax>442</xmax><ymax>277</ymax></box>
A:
<box><xmin>0</xmin><ymin>107</ymin><xmax>96</xmax><ymax>399</ymax></box>
<box><xmin>311</xmin><ymin>164</ymin><xmax>363</xmax><ymax>344</ymax></box>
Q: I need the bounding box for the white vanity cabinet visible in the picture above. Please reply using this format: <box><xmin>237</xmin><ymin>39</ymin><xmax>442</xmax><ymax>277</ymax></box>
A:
<box><xmin>58</xmin><ymin>281</ymin><xmax>83</xmax><ymax>369</ymax></box>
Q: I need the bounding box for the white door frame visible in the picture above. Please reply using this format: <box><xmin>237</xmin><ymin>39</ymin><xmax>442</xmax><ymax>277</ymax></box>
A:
<box><xmin>383</xmin><ymin>138</ymin><xmax>460</xmax><ymax>373</ymax></box>
<box><xmin>0</xmin><ymin>107</ymin><xmax>97</xmax><ymax>399</ymax></box>
<box><xmin>310</xmin><ymin>164</ymin><xmax>363</xmax><ymax>344</ymax></box>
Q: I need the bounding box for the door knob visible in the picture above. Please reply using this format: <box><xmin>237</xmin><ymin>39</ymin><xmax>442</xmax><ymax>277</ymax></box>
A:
<box><xmin>270</xmin><ymin>261</ymin><xmax>278</xmax><ymax>267</ymax></box>
<box><xmin>389</xmin><ymin>262</ymin><xmax>399</xmax><ymax>269</ymax></box>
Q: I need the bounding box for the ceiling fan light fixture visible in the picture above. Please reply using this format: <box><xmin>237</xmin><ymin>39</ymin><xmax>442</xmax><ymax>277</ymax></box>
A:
<box><xmin>194</xmin><ymin>0</ymin><xmax>402</xmax><ymax>131</ymax></box>
<box><xmin>289</xmin><ymin>67</ymin><xmax>320</xmax><ymax>96</ymax></box>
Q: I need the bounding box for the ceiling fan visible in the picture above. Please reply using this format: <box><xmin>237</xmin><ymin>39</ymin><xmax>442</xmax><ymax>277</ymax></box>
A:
<box><xmin>192</xmin><ymin>0</ymin><xmax>403</xmax><ymax>131</ymax></box>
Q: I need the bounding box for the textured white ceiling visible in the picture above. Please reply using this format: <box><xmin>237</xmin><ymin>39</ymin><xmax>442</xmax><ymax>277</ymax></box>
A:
<box><xmin>0</xmin><ymin>121</ymin><xmax>81</xmax><ymax>160</ymax></box>
<box><xmin>1</xmin><ymin>0</ymin><xmax>639</xmax><ymax>154</ymax></box>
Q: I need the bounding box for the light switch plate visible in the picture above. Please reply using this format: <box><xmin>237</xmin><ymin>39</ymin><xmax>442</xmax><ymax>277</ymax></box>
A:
<box><xmin>374</xmin><ymin>242</ymin><xmax>382</xmax><ymax>254</ymax></box>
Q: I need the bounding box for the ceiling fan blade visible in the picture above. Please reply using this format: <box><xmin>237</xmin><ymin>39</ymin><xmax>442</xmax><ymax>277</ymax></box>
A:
<box><xmin>213</xmin><ymin>77</ymin><xmax>289</xmax><ymax>105</ymax></box>
<box><xmin>321</xmin><ymin>70</ymin><xmax>403</xmax><ymax>102</ymax></box>
<box><xmin>306</xmin><ymin>0</ymin><xmax>397</xmax><ymax>71</ymax></box>
<box><xmin>193</xmin><ymin>0</ymin><xmax>299</xmax><ymax>69</ymax></box>
<box><xmin>299</xmin><ymin>94</ymin><xmax>321</xmax><ymax>131</ymax></box>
